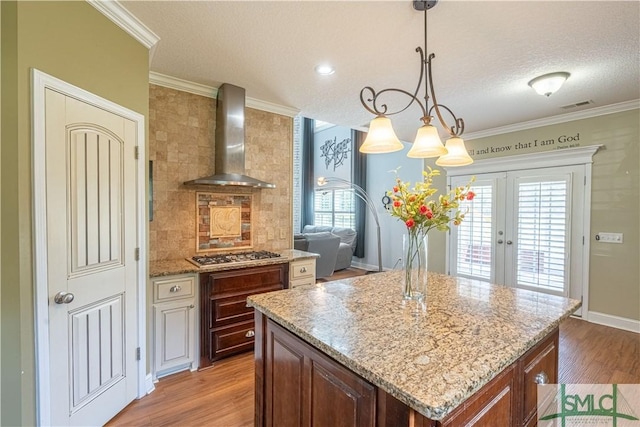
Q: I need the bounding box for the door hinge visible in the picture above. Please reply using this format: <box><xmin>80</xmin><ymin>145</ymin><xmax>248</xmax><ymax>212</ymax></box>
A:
<box><xmin>584</xmin><ymin>176</ymin><xmax>586</xmax><ymax>185</ymax></box>
<box><xmin>135</xmin><ymin>146</ymin><xmax>139</xmax><ymax>159</ymax></box>
<box><xmin>134</xmin><ymin>247</ymin><xmax>140</xmax><ymax>261</ymax></box>
<box><xmin>136</xmin><ymin>347</ymin><xmax>141</xmax><ymax>361</ymax></box>
<box><xmin>582</xmin><ymin>236</ymin><xmax>585</xmax><ymax>245</ymax></box>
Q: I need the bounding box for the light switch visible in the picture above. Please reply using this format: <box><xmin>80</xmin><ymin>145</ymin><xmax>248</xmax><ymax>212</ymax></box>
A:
<box><xmin>596</xmin><ymin>232</ymin><xmax>623</xmax><ymax>243</ymax></box>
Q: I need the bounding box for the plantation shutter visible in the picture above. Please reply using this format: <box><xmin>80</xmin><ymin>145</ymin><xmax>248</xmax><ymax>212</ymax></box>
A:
<box><xmin>455</xmin><ymin>183</ymin><xmax>494</xmax><ymax>281</ymax></box>
<box><xmin>514</xmin><ymin>177</ymin><xmax>570</xmax><ymax>294</ymax></box>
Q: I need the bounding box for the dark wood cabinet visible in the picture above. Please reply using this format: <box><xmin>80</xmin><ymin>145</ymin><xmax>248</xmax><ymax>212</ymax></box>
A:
<box><xmin>255</xmin><ymin>311</ymin><xmax>560</xmax><ymax>427</ymax></box>
<box><xmin>264</xmin><ymin>319</ymin><xmax>376</xmax><ymax>427</ymax></box>
<box><xmin>438</xmin><ymin>364</ymin><xmax>517</xmax><ymax>427</ymax></box>
<box><xmin>200</xmin><ymin>264</ymin><xmax>287</xmax><ymax>368</ymax></box>
<box><xmin>521</xmin><ymin>329</ymin><xmax>558</xmax><ymax>426</ymax></box>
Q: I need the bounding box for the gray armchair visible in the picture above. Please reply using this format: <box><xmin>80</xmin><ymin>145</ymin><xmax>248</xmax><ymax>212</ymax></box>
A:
<box><xmin>294</xmin><ymin>232</ymin><xmax>341</xmax><ymax>279</ymax></box>
<box><xmin>302</xmin><ymin>225</ymin><xmax>357</xmax><ymax>271</ymax></box>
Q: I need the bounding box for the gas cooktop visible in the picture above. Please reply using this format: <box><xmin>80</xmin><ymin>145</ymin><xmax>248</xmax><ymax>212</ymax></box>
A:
<box><xmin>189</xmin><ymin>250</ymin><xmax>282</xmax><ymax>267</ymax></box>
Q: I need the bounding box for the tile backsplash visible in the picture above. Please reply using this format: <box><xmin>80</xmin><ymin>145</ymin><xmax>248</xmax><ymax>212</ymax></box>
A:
<box><xmin>148</xmin><ymin>84</ymin><xmax>292</xmax><ymax>261</ymax></box>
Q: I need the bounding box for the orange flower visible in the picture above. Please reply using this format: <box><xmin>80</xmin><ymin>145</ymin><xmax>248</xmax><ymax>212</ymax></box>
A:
<box><xmin>408</xmin><ymin>195</ymin><xmax>416</xmax><ymax>202</ymax></box>
<box><xmin>467</xmin><ymin>191</ymin><xmax>476</xmax><ymax>201</ymax></box>
<box><xmin>393</xmin><ymin>200</ymin><xmax>402</xmax><ymax>208</ymax></box>
<box><xmin>393</xmin><ymin>186</ymin><xmax>399</xmax><ymax>193</ymax></box>
<box><xmin>405</xmin><ymin>218</ymin><xmax>415</xmax><ymax>228</ymax></box>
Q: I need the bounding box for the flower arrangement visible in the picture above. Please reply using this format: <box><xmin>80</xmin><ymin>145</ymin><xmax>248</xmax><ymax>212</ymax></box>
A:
<box><xmin>387</xmin><ymin>167</ymin><xmax>474</xmax><ymax>301</ymax></box>
<box><xmin>387</xmin><ymin>167</ymin><xmax>475</xmax><ymax>234</ymax></box>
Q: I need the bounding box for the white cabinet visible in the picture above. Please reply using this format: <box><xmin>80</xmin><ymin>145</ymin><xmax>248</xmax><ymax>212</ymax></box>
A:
<box><xmin>289</xmin><ymin>258</ymin><xmax>316</xmax><ymax>288</ymax></box>
<box><xmin>151</xmin><ymin>273</ymin><xmax>198</xmax><ymax>379</ymax></box>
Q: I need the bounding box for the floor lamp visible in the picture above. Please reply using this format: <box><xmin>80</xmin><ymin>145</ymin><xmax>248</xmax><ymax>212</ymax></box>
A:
<box><xmin>316</xmin><ymin>177</ymin><xmax>383</xmax><ymax>273</ymax></box>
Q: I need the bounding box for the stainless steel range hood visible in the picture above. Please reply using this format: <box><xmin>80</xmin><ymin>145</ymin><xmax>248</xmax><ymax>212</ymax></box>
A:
<box><xmin>184</xmin><ymin>83</ymin><xmax>275</xmax><ymax>189</ymax></box>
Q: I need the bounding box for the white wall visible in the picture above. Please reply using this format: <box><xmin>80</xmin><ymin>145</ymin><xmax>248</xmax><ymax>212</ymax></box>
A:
<box><xmin>354</xmin><ymin>143</ymin><xmax>423</xmax><ymax>270</ymax></box>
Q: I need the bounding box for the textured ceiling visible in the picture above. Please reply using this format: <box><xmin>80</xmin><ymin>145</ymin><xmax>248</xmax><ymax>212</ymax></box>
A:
<box><xmin>121</xmin><ymin>0</ymin><xmax>640</xmax><ymax>141</ymax></box>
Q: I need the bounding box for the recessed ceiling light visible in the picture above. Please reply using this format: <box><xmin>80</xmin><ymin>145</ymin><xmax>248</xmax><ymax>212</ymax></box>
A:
<box><xmin>314</xmin><ymin>64</ymin><xmax>335</xmax><ymax>76</ymax></box>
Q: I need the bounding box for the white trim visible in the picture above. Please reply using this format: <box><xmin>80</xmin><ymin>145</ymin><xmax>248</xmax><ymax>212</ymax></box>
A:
<box><xmin>87</xmin><ymin>0</ymin><xmax>160</xmax><ymax>58</ymax></box>
<box><xmin>587</xmin><ymin>311</ymin><xmax>640</xmax><ymax>334</ymax></box>
<box><xmin>445</xmin><ymin>145</ymin><xmax>602</xmax><ymax>177</ymax></box>
<box><xmin>464</xmin><ymin>100</ymin><xmax>640</xmax><ymax>141</ymax></box>
<box><xmin>149</xmin><ymin>71</ymin><xmax>301</xmax><ymax>118</ymax></box>
<box><xmin>145</xmin><ymin>374</ymin><xmax>156</xmax><ymax>395</ymax></box>
<box><xmin>32</xmin><ymin>69</ymin><xmax>148</xmax><ymax>426</ymax></box>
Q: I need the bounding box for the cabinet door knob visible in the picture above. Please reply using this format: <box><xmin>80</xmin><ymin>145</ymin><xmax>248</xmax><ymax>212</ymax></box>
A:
<box><xmin>169</xmin><ymin>285</ymin><xmax>182</xmax><ymax>293</ymax></box>
<box><xmin>300</xmin><ymin>267</ymin><xmax>306</xmax><ymax>273</ymax></box>
<box><xmin>506</xmin><ymin>240</ymin><xmax>513</xmax><ymax>245</ymax></box>
<box><xmin>245</xmin><ymin>330</ymin><xmax>255</xmax><ymax>338</ymax></box>
<box><xmin>534</xmin><ymin>371</ymin><xmax>549</xmax><ymax>385</ymax></box>
<box><xmin>189</xmin><ymin>304</ymin><xmax>195</xmax><ymax>309</ymax></box>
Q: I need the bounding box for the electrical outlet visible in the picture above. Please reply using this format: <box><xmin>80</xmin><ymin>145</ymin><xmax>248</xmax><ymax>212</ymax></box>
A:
<box><xmin>596</xmin><ymin>232</ymin><xmax>623</xmax><ymax>244</ymax></box>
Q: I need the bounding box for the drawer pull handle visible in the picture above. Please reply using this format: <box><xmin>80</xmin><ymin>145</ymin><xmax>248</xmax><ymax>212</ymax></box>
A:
<box><xmin>169</xmin><ymin>285</ymin><xmax>182</xmax><ymax>293</ymax></box>
<box><xmin>189</xmin><ymin>304</ymin><xmax>195</xmax><ymax>309</ymax></box>
<box><xmin>534</xmin><ymin>371</ymin><xmax>549</xmax><ymax>385</ymax></box>
<box><xmin>245</xmin><ymin>330</ymin><xmax>255</xmax><ymax>338</ymax></box>
<box><xmin>300</xmin><ymin>267</ymin><xmax>307</xmax><ymax>273</ymax></box>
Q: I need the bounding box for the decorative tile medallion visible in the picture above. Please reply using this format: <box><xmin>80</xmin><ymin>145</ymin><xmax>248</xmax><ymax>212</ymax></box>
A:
<box><xmin>197</xmin><ymin>192</ymin><xmax>252</xmax><ymax>252</ymax></box>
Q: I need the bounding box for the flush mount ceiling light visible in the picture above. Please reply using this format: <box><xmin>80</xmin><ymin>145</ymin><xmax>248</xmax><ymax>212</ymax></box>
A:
<box><xmin>358</xmin><ymin>0</ymin><xmax>472</xmax><ymax>167</ymax></box>
<box><xmin>314</xmin><ymin>64</ymin><xmax>335</xmax><ymax>76</ymax></box>
<box><xmin>528</xmin><ymin>72</ymin><xmax>570</xmax><ymax>97</ymax></box>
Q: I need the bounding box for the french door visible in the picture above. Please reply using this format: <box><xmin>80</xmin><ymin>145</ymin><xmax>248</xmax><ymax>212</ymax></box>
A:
<box><xmin>449</xmin><ymin>165</ymin><xmax>586</xmax><ymax>313</ymax></box>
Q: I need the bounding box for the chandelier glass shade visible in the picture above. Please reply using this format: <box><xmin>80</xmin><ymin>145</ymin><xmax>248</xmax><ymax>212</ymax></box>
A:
<box><xmin>436</xmin><ymin>137</ymin><xmax>473</xmax><ymax>166</ymax></box>
<box><xmin>359</xmin><ymin>115</ymin><xmax>404</xmax><ymax>153</ymax></box>
<box><xmin>407</xmin><ymin>123</ymin><xmax>446</xmax><ymax>158</ymax></box>
<box><xmin>358</xmin><ymin>0</ymin><xmax>472</xmax><ymax>166</ymax></box>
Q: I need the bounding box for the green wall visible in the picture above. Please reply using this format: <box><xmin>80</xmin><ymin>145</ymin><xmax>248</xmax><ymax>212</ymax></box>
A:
<box><xmin>0</xmin><ymin>2</ymin><xmax>149</xmax><ymax>424</ymax></box>
<box><xmin>430</xmin><ymin>109</ymin><xmax>640</xmax><ymax>321</ymax></box>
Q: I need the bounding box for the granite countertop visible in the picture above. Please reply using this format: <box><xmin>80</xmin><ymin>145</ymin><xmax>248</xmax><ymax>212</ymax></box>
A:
<box><xmin>247</xmin><ymin>270</ymin><xmax>581</xmax><ymax>420</ymax></box>
<box><xmin>149</xmin><ymin>249</ymin><xmax>319</xmax><ymax>278</ymax></box>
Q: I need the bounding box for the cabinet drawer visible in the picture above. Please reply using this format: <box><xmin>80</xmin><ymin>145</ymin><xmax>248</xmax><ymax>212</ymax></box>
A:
<box><xmin>210</xmin><ymin>321</ymin><xmax>255</xmax><ymax>360</ymax></box>
<box><xmin>290</xmin><ymin>259</ymin><xmax>315</xmax><ymax>280</ymax></box>
<box><xmin>290</xmin><ymin>277</ymin><xmax>315</xmax><ymax>289</ymax></box>
<box><xmin>211</xmin><ymin>294</ymin><xmax>253</xmax><ymax>328</ymax></box>
<box><xmin>206</xmin><ymin>264</ymin><xmax>287</xmax><ymax>297</ymax></box>
<box><xmin>153</xmin><ymin>274</ymin><xmax>196</xmax><ymax>303</ymax></box>
<box><xmin>522</xmin><ymin>329</ymin><xmax>559</xmax><ymax>425</ymax></box>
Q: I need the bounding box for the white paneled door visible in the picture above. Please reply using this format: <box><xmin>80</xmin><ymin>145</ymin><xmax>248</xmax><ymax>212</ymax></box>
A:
<box><xmin>45</xmin><ymin>88</ymin><xmax>139</xmax><ymax>426</ymax></box>
<box><xmin>450</xmin><ymin>165</ymin><xmax>586</xmax><ymax>314</ymax></box>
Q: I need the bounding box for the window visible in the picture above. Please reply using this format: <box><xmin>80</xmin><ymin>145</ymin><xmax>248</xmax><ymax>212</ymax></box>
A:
<box><xmin>313</xmin><ymin>189</ymin><xmax>356</xmax><ymax>229</ymax></box>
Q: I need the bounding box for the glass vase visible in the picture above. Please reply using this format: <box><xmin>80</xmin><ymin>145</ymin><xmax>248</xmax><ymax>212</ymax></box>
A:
<box><xmin>402</xmin><ymin>232</ymin><xmax>428</xmax><ymax>301</ymax></box>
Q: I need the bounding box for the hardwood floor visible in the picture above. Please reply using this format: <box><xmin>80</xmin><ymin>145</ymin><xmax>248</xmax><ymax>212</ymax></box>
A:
<box><xmin>108</xmin><ymin>317</ymin><xmax>639</xmax><ymax>427</ymax></box>
<box><xmin>316</xmin><ymin>266</ymin><xmax>369</xmax><ymax>283</ymax></box>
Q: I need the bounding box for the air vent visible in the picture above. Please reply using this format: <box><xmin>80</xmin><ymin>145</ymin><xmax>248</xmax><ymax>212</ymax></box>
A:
<box><xmin>560</xmin><ymin>100</ymin><xmax>594</xmax><ymax>109</ymax></box>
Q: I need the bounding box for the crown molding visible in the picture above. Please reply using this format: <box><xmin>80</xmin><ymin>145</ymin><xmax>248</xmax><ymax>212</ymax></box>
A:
<box><xmin>464</xmin><ymin>99</ymin><xmax>640</xmax><ymax>141</ymax></box>
<box><xmin>445</xmin><ymin>145</ymin><xmax>602</xmax><ymax>177</ymax></box>
<box><xmin>149</xmin><ymin>72</ymin><xmax>300</xmax><ymax>118</ymax></box>
<box><xmin>87</xmin><ymin>0</ymin><xmax>160</xmax><ymax>57</ymax></box>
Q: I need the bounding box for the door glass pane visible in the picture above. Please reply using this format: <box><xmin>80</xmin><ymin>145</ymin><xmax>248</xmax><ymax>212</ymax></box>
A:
<box><xmin>516</xmin><ymin>180</ymin><xmax>567</xmax><ymax>292</ymax></box>
<box><xmin>456</xmin><ymin>184</ymin><xmax>493</xmax><ymax>280</ymax></box>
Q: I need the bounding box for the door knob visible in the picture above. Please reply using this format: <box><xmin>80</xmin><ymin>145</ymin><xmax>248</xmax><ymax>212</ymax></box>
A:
<box><xmin>54</xmin><ymin>291</ymin><xmax>74</xmax><ymax>304</ymax></box>
<box><xmin>245</xmin><ymin>330</ymin><xmax>255</xmax><ymax>338</ymax></box>
<box><xmin>506</xmin><ymin>240</ymin><xmax>513</xmax><ymax>245</ymax></box>
<box><xmin>497</xmin><ymin>239</ymin><xmax>504</xmax><ymax>244</ymax></box>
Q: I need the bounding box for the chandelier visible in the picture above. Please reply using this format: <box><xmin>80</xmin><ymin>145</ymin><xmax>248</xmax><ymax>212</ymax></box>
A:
<box><xmin>358</xmin><ymin>0</ymin><xmax>473</xmax><ymax>167</ymax></box>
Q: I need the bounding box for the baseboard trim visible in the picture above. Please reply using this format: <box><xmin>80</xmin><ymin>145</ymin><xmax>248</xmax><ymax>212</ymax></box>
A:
<box><xmin>145</xmin><ymin>373</ymin><xmax>156</xmax><ymax>395</ymax></box>
<box><xmin>351</xmin><ymin>261</ymin><xmax>384</xmax><ymax>271</ymax></box>
<box><xmin>587</xmin><ymin>311</ymin><xmax>640</xmax><ymax>333</ymax></box>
